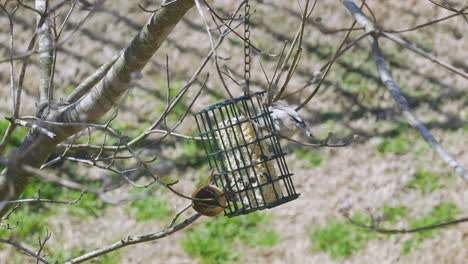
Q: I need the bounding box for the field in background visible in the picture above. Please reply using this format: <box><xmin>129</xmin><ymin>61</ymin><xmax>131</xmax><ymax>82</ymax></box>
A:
<box><xmin>0</xmin><ymin>0</ymin><xmax>467</xmax><ymax>263</ymax></box>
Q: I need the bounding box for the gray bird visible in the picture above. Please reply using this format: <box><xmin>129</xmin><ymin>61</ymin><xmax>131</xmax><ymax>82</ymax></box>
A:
<box><xmin>267</xmin><ymin>102</ymin><xmax>313</xmax><ymax>138</ymax></box>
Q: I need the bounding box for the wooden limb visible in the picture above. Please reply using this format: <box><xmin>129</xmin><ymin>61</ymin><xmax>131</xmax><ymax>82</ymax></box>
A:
<box><xmin>66</xmin><ymin>54</ymin><xmax>120</xmax><ymax>103</ymax></box>
<box><xmin>340</xmin><ymin>0</ymin><xmax>468</xmax><ymax>180</ymax></box>
<box><xmin>0</xmin><ymin>239</ymin><xmax>50</xmax><ymax>264</ymax></box>
<box><xmin>64</xmin><ymin>213</ymin><xmax>201</xmax><ymax>264</ymax></box>
<box><xmin>381</xmin><ymin>32</ymin><xmax>467</xmax><ymax>79</ymax></box>
<box><xmin>370</xmin><ymin>39</ymin><xmax>468</xmax><ymax>180</ymax></box>
<box><xmin>36</xmin><ymin>0</ymin><xmax>54</xmax><ymax>105</ymax></box>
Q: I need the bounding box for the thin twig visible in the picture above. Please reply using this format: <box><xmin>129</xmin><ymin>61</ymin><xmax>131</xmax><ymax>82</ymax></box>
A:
<box><xmin>0</xmin><ymin>3</ymin><xmax>99</xmax><ymax>64</ymax></box>
<box><xmin>36</xmin><ymin>228</ymin><xmax>52</xmax><ymax>264</ymax></box>
<box><xmin>344</xmin><ymin>213</ymin><xmax>468</xmax><ymax>234</ymax></box>
<box><xmin>64</xmin><ymin>213</ymin><xmax>201</xmax><ymax>263</ymax></box>
<box><xmin>57</xmin><ymin>3</ymin><xmax>243</xmax><ymax>153</ymax></box>
<box><xmin>138</xmin><ymin>0</ymin><xmax>178</xmax><ymax>13</ymax></box>
<box><xmin>0</xmin><ymin>4</ymin><xmax>19</xmax><ymax>155</ymax></box>
<box><xmin>340</xmin><ymin>0</ymin><xmax>468</xmax><ymax>180</ymax></box>
<box><xmin>295</xmin><ymin>0</ymin><xmax>365</xmax><ymax>111</ymax></box>
<box><xmin>0</xmin><ymin>239</ymin><xmax>50</xmax><ymax>264</ymax></box>
<box><xmin>370</xmin><ymin>39</ymin><xmax>468</xmax><ymax>180</ymax></box>
<box><xmin>384</xmin><ymin>6</ymin><xmax>468</xmax><ymax>33</ymax></box>
<box><xmin>381</xmin><ymin>32</ymin><xmax>467</xmax><ymax>79</ymax></box>
<box><xmin>0</xmin><ymin>191</ymin><xmax>86</xmax><ymax>206</ymax></box>
<box><xmin>5</xmin><ymin>117</ymin><xmax>56</xmax><ymax>138</ymax></box>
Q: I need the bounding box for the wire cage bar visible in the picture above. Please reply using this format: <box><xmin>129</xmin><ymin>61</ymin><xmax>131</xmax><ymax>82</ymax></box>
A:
<box><xmin>193</xmin><ymin>91</ymin><xmax>300</xmax><ymax>217</ymax></box>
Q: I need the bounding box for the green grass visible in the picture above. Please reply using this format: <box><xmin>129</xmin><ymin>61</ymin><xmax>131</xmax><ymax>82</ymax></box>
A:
<box><xmin>382</xmin><ymin>204</ymin><xmax>408</xmax><ymax>224</ymax></box>
<box><xmin>175</xmin><ymin>139</ymin><xmax>208</xmax><ymax>168</ymax></box>
<box><xmin>227</xmin><ymin>36</ymin><xmax>243</xmax><ymax>47</ymax></box>
<box><xmin>406</xmin><ymin>169</ymin><xmax>441</xmax><ymax>194</ymax></box>
<box><xmin>309</xmin><ymin>205</ymin><xmax>408</xmax><ymax>259</ymax></box>
<box><xmin>128</xmin><ymin>194</ymin><xmax>171</xmax><ymax>222</ymax></box>
<box><xmin>295</xmin><ymin>148</ymin><xmax>323</xmax><ymax>168</ymax></box>
<box><xmin>341</xmin><ymin>72</ymin><xmax>378</xmax><ymax>96</ymax></box>
<box><xmin>377</xmin><ymin>130</ymin><xmax>412</xmax><ymax>155</ymax></box>
<box><xmin>0</xmin><ymin>120</ymin><xmax>29</xmax><ymax>169</ymax></box>
<box><xmin>309</xmin><ymin>203</ymin><xmax>459</xmax><ymax>258</ymax></box>
<box><xmin>0</xmin><ymin>180</ymin><xmax>104</xmax><ymax>243</ymax></box>
<box><xmin>463</xmin><ymin>121</ymin><xmax>468</xmax><ymax>132</ymax></box>
<box><xmin>0</xmin><ymin>208</ymin><xmax>50</xmax><ymax>240</ymax></box>
<box><xmin>181</xmin><ymin>212</ymin><xmax>280</xmax><ymax>264</ymax></box>
<box><xmin>402</xmin><ymin>202</ymin><xmax>460</xmax><ymax>255</ymax></box>
<box><xmin>0</xmin><ymin>120</ymin><xmax>28</xmax><ymax>148</ymax></box>
<box><xmin>310</xmin><ymin>214</ymin><xmax>376</xmax><ymax>259</ymax></box>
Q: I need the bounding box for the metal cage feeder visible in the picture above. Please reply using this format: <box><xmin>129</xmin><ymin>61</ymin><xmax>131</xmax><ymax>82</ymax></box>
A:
<box><xmin>194</xmin><ymin>91</ymin><xmax>300</xmax><ymax>217</ymax></box>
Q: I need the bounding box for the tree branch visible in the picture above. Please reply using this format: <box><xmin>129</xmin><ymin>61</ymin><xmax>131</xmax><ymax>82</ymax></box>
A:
<box><xmin>0</xmin><ymin>238</ymin><xmax>50</xmax><ymax>264</ymax></box>
<box><xmin>381</xmin><ymin>32</ymin><xmax>467</xmax><ymax>79</ymax></box>
<box><xmin>339</xmin><ymin>0</ymin><xmax>468</xmax><ymax>180</ymax></box>
<box><xmin>344</xmin><ymin>213</ymin><xmax>468</xmax><ymax>234</ymax></box>
<box><xmin>0</xmin><ymin>190</ymin><xmax>85</xmax><ymax>207</ymax></box>
<box><xmin>66</xmin><ymin>54</ymin><xmax>120</xmax><ymax>103</ymax></box>
<box><xmin>36</xmin><ymin>0</ymin><xmax>54</xmax><ymax>105</ymax></box>
<box><xmin>0</xmin><ymin>0</ymin><xmax>196</xmax><ymax>218</ymax></box>
<box><xmin>0</xmin><ymin>3</ymin><xmax>19</xmax><ymax>155</ymax></box>
<box><xmin>65</xmin><ymin>213</ymin><xmax>201</xmax><ymax>263</ymax></box>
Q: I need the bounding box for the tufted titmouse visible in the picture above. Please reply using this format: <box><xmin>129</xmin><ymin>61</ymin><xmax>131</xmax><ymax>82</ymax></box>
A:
<box><xmin>267</xmin><ymin>102</ymin><xmax>313</xmax><ymax>138</ymax></box>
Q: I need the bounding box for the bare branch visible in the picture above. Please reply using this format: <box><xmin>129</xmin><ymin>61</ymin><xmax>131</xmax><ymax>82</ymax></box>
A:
<box><xmin>5</xmin><ymin>117</ymin><xmax>56</xmax><ymax>139</ymax></box>
<box><xmin>295</xmin><ymin>0</ymin><xmax>364</xmax><ymax>111</ymax></box>
<box><xmin>0</xmin><ymin>2</ymin><xmax>99</xmax><ymax>65</ymax></box>
<box><xmin>202</xmin><ymin>0</ymin><xmax>278</xmax><ymax>56</ymax></box>
<box><xmin>138</xmin><ymin>0</ymin><xmax>178</xmax><ymax>13</ymax></box>
<box><xmin>342</xmin><ymin>211</ymin><xmax>468</xmax><ymax>234</ymax></box>
<box><xmin>284</xmin><ymin>31</ymin><xmax>369</xmax><ymax>99</ymax></box>
<box><xmin>0</xmin><ymin>190</ymin><xmax>86</xmax><ymax>207</ymax></box>
<box><xmin>167</xmin><ymin>203</ymin><xmax>192</xmax><ymax>229</ymax></box>
<box><xmin>64</xmin><ymin>213</ymin><xmax>201</xmax><ymax>263</ymax></box>
<box><xmin>19</xmin><ymin>164</ymin><xmax>101</xmax><ymax>195</ymax></box>
<box><xmin>272</xmin><ymin>0</ymin><xmax>317</xmax><ymax>102</ymax></box>
<box><xmin>370</xmin><ymin>39</ymin><xmax>468</xmax><ymax>180</ymax></box>
<box><xmin>339</xmin><ymin>0</ymin><xmax>468</xmax><ymax>180</ymax></box>
<box><xmin>36</xmin><ymin>228</ymin><xmax>52</xmax><ymax>264</ymax></box>
<box><xmin>0</xmin><ymin>3</ymin><xmax>19</xmax><ymax>155</ymax></box>
<box><xmin>0</xmin><ymin>239</ymin><xmax>50</xmax><ymax>264</ymax></box>
<box><xmin>66</xmin><ymin>54</ymin><xmax>120</xmax><ymax>103</ymax></box>
<box><xmin>145</xmin><ymin>130</ymin><xmax>204</xmax><ymax>140</ymax></box>
<box><xmin>36</xmin><ymin>0</ymin><xmax>54</xmax><ymax>105</ymax></box>
<box><xmin>57</xmin><ymin>4</ymin><xmax>242</xmax><ymax>153</ymax></box>
<box><xmin>0</xmin><ymin>204</ymin><xmax>20</xmax><ymax>229</ymax></box>
<box><xmin>381</xmin><ymin>32</ymin><xmax>467</xmax><ymax>79</ymax></box>
<box><xmin>384</xmin><ymin>6</ymin><xmax>468</xmax><ymax>33</ymax></box>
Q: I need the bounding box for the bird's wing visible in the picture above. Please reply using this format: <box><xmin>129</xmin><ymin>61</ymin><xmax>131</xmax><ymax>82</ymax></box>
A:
<box><xmin>271</xmin><ymin>102</ymin><xmax>313</xmax><ymax>137</ymax></box>
<box><xmin>271</xmin><ymin>102</ymin><xmax>305</xmax><ymax>123</ymax></box>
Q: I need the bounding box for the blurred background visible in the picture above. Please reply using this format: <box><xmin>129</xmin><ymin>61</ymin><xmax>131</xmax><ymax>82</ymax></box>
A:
<box><xmin>0</xmin><ymin>0</ymin><xmax>467</xmax><ymax>263</ymax></box>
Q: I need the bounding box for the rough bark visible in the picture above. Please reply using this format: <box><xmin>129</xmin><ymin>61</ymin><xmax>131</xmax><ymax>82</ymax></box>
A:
<box><xmin>0</xmin><ymin>0</ymin><xmax>195</xmax><ymax>217</ymax></box>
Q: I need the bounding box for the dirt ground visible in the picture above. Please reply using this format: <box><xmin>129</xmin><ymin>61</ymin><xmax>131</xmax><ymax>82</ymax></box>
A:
<box><xmin>0</xmin><ymin>0</ymin><xmax>467</xmax><ymax>263</ymax></box>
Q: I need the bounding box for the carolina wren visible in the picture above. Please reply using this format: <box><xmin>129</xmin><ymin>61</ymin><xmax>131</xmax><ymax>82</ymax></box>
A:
<box><xmin>192</xmin><ymin>170</ymin><xmax>227</xmax><ymax>217</ymax></box>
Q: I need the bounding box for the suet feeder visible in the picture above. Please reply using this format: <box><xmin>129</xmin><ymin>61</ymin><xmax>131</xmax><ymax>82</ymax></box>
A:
<box><xmin>194</xmin><ymin>91</ymin><xmax>300</xmax><ymax>217</ymax></box>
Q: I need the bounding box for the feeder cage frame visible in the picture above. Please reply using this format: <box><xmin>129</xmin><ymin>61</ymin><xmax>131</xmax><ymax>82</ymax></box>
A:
<box><xmin>194</xmin><ymin>91</ymin><xmax>300</xmax><ymax>217</ymax></box>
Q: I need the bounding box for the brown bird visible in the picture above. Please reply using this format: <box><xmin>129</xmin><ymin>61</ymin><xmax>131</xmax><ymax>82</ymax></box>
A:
<box><xmin>191</xmin><ymin>170</ymin><xmax>227</xmax><ymax>217</ymax></box>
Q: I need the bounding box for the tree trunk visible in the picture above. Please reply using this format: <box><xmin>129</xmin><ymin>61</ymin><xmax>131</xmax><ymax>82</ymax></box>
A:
<box><xmin>0</xmin><ymin>0</ymin><xmax>195</xmax><ymax>217</ymax></box>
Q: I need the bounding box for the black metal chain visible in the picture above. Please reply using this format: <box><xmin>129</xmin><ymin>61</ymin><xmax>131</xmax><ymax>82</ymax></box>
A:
<box><xmin>243</xmin><ymin>0</ymin><xmax>251</xmax><ymax>95</ymax></box>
